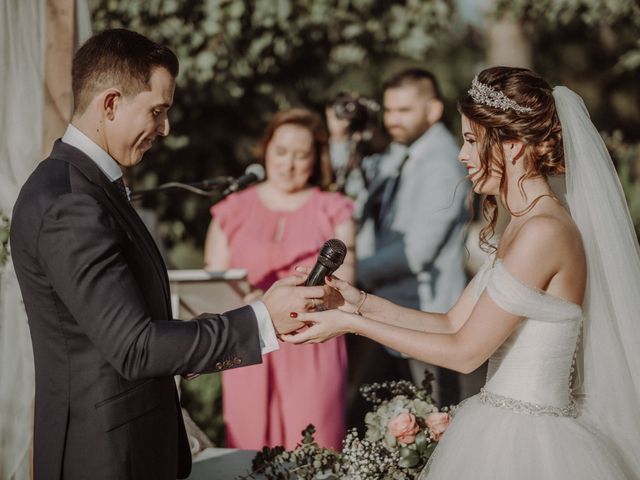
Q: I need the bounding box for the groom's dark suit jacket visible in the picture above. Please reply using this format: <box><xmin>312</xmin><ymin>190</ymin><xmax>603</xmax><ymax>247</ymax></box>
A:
<box><xmin>10</xmin><ymin>140</ymin><xmax>262</xmax><ymax>480</ymax></box>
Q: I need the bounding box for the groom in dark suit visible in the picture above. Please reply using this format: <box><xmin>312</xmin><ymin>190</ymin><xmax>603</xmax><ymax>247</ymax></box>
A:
<box><xmin>10</xmin><ymin>29</ymin><xmax>321</xmax><ymax>480</ymax></box>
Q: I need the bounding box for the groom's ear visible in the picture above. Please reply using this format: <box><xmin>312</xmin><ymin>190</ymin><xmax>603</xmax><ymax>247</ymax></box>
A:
<box><xmin>101</xmin><ymin>89</ymin><xmax>123</xmax><ymax>121</ymax></box>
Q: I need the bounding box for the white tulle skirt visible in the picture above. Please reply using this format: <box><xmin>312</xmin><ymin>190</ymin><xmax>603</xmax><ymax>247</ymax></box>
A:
<box><xmin>419</xmin><ymin>395</ymin><xmax>635</xmax><ymax>479</ymax></box>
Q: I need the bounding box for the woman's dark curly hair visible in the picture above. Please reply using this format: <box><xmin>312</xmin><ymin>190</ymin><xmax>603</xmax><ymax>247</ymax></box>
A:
<box><xmin>458</xmin><ymin>67</ymin><xmax>565</xmax><ymax>252</ymax></box>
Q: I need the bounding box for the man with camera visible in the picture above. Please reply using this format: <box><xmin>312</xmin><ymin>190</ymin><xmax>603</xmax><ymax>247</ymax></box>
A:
<box><xmin>354</xmin><ymin>69</ymin><xmax>471</xmax><ymax>406</ymax></box>
<box><xmin>325</xmin><ymin>92</ymin><xmax>387</xmax><ymax>209</ymax></box>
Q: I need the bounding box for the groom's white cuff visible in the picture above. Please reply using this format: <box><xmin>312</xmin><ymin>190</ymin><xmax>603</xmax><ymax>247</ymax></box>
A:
<box><xmin>250</xmin><ymin>301</ymin><xmax>280</xmax><ymax>355</ymax></box>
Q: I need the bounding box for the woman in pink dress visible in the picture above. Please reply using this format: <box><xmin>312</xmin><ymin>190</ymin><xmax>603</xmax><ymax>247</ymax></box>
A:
<box><xmin>204</xmin><ymin>108</ymin><xmax>355</xmax><ymax>450</ymax></box>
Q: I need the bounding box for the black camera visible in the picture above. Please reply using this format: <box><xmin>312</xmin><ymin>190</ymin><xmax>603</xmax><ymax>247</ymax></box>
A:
<box><xmin>332</xmin><ymin>92</ymin><xmax>381</xmax><ymax>138</ymax></box>
<box><xmin>331</xmin><ymin>92</ymin><xmax>388</xmax><ymax>158</ymax></box>
<box><xmin>328</xmin><ymin>92</ymin><xmax>389</xmax><ymax>193</ymax></box>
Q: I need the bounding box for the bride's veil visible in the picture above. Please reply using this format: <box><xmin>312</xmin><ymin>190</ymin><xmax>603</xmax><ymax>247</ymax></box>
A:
<box><xmin>553</xmin><ymin>86</ymin><xmax>640</xmax><ymax>472</ymax></box>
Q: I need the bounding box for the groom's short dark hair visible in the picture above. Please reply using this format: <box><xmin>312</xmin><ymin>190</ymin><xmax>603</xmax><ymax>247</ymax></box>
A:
<box><xmin>72</xmin><ymin>29</ymin><xmax>179</xmax><ymax>114</ymax></box>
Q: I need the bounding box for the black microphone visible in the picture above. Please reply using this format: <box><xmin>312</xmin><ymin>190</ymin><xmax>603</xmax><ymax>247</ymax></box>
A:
<box><xmin>305</xmin><ymin>239</ymin><xmax>347</xmax><ymax>287</ymax></box>
<box><xmin>221</xmin><ymin>164</ymin><xmax>265</xmax><ymax>198</ymax></box>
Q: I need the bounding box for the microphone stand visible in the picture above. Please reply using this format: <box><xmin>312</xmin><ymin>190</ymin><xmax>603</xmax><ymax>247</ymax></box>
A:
<box><xmin>129</xmin><ymin>177</ymin><xmax>233</xmax><ymax>202</ymax></box>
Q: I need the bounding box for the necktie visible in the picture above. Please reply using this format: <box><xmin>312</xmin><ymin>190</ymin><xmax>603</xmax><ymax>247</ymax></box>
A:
<box><xmin>112</xmin><ymin>177</ymin><xmax>129</xmax><ymax>201</ymax></box>
<box><xmin>376</xmin><ymin>153</ymin><xmax>410</xmax><ymax>230</ymax></box>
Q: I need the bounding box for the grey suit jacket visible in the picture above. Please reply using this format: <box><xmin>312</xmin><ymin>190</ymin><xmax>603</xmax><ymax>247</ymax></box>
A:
<box><xmin>357</xmin><ymin>123</ymin><xmax>469</xmax><ymax>312</ymax></box>
<box><xmin>10</xmin><ymin>141</ymin><xmax>262</xmax><ymax>480</ymax></box>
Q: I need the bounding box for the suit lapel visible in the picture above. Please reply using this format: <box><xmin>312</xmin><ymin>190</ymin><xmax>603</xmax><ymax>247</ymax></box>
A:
<box><xmin>48</xmin><ymin>141</ymin><xmax>172</xmax><ymax>317</ymax></box>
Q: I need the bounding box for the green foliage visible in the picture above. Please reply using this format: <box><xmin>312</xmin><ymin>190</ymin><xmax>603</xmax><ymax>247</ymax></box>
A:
<box><xmin>488</xmin><ymin>0</ymin><xmax>640</xmax><ymax>147</ymax></box>
<box><xmin>89</xmin><ymin>0</ymin><xmax>455</xmax><ymax>268</ymax></box>
<box><xmin>86</xmin><ymin>1</ymin><xmax>640</xmax><ymax>270</ymax></box>
<box><xmin>397</xmin><ymin>445</ymin><xmax>419</xmax><ymax>468</ymax></box>
<box><xmin>604</xmin><ymin>132</ymin><xmax>640</xmax><ymax>237</ymax></box>
<box><xmin>495</xmin><ymin>0</ymin><xmax>640</xmax><ymax>24</ymax></box>
<box><xmin>242</xmin><ymin>425</ymin><xmax>342</xmax><ymax>479</ymax></box>
<box><xmin>493</xmin><ymin>0</ymin><xmax>640</xmax><ymax>73</ymax></box>
<box><xmin>179</xmin><ymin>373</ymin><xmax>224</xmax><ymax>445</ymax></box>
<box><xmin>241</xmin><ymin>376</ymin><xmax>440</xmax><ymax>479</ymax></box>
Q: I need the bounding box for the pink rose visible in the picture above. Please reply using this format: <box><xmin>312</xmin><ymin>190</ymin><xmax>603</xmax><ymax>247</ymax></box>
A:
<box><xmin>424</xmin><ymin>412</ymin><xmax>451</xmax><ymax>441</ymax></box>
<box><xmin>388</xmin><ymin>412</ymin><xmax>420</xmax><ymax>445</ymax></box>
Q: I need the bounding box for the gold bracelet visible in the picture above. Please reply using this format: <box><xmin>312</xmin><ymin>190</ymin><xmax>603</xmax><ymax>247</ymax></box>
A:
<box><xmin>354</xmin><ymin>290</ymin><xmax>367</xmax><ymax>316</ymax></box>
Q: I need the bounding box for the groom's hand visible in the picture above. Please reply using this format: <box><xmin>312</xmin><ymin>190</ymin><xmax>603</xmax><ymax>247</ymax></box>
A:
<box><xmin>293</xmin><ymin>266</ymin><xmax>361</xmax><ymax>312</ymax></box>
<box><xmin>262</xmin><ymin>275</ymin><xmax>325</xmax><ymax>334</ymax></box>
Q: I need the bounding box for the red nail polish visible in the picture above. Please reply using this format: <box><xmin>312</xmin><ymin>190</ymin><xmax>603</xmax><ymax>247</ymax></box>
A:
<box><xmin>289</xmin><ymin>312</ymin><xmax>298</xmax><ymax>318</ymax></box>
<box><xmin>326</xmin><ymin>275</ymin><xmax>333</xmax><ymax>281</ymax></box>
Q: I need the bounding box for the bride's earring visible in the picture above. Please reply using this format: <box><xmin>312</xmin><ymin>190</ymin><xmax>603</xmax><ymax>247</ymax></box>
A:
<box><xmin>505</xmin><ymin>143</ymin><xmax>517</xmax><ymax>165</ymax></box>
<box><xmin>509</xmin><ymin>144</ymin><xmax>518</xmax><ymax>165</ymax></box>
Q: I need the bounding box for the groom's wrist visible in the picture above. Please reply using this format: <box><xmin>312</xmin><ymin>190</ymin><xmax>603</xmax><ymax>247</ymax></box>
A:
<box><xmin>249</xmin><ymin>300</ymin><xmax>279</xmax><ymax>354</ymax></box>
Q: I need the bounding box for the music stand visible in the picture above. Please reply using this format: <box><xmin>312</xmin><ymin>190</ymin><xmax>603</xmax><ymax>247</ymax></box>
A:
<box><xmin>168</xmin><ymin>269</ymin><xmax>250</xmax><ymax>319</ymax></box>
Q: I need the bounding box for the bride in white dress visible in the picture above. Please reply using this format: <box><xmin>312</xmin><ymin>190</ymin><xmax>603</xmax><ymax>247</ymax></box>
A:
<box><xmin>284</xmin><ymin>67</ymin><xmax>640</xmax><ymax>479</ymax></box>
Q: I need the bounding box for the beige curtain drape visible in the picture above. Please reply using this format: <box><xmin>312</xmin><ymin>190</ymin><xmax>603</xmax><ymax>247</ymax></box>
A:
<box><xmin>0</xmin><ymin>2</ymin><xmax>86</xmax><ymax>479</ymax></box>
<box><xmin>43</xmin><ymin>0</ymin><xmax>75</xmax><ymax>157</ymax></box>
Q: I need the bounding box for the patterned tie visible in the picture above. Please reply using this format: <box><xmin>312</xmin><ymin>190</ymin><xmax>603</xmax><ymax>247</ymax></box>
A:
<box><xmin>112</xmin><ymin>177</ymin><xmax>129</xmax><ymax>201</ymax></box>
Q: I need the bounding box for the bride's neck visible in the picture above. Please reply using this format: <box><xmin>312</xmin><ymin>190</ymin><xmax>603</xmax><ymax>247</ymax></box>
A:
<box><xmin>501</xmin><ymin>175</ymin><xmax>554</xmax><ymax>218</ymax></box>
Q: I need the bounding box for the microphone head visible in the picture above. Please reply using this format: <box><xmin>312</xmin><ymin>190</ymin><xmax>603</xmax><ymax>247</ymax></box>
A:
<box><xmin>317</xmin><ymin>238</ymin><xmax>347</xmax><ymax>271</ymax></box>
<box><xmin>245</xmin><ymin>163</ymin><xmax>265</xmax><ymax>181</ymax></box>
<box><xmin>226</xmin><ymin>164</ymin><xmax>266</xmax><ymax>195</ymax></box>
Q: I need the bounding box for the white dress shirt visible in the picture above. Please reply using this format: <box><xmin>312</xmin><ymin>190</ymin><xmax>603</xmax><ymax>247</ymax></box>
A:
<box><xmin>61</xmin><ymin>124</ymin><xmax>279</xmax><ymax>354</ymax></box>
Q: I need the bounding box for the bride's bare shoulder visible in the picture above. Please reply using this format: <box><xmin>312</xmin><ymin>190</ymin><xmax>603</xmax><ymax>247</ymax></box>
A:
<box><xmin>509</xmin><ymin>213</ymin><xmax>583</xmax><ymax>260</ymax></box>
<box><xmin>500</xmin><ymin>212</ymin><xmax>585</xmax><ymax>290</ymax></box>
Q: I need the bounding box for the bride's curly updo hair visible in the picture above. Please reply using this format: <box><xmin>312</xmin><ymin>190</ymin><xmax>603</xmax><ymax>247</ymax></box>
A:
<box><xmin>458</xmin><ymin>66</ymin><xmax>564</xmax><ymax>251</ymax></box>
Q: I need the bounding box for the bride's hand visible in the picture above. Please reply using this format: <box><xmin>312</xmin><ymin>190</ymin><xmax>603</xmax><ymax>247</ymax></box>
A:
<box><xmin>281</xmin><ymin>309</ymin><xmax>357</xmax><ymax>344</ymax></box>
<box><xmin>325</xmin><ymin>274</ymin><xmax>365</xmax><ymax>313</ymax></box>
<box><xmin>294</xmin><ymin>266</ymin><xmax>365</xmax><ymax>312</ymax></box>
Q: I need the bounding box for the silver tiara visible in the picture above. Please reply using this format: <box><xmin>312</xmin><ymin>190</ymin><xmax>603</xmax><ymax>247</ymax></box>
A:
<box><xmin>468</xmin><ymin>76</ymin><xmax>533</xmax><ymax>114</ymax></box>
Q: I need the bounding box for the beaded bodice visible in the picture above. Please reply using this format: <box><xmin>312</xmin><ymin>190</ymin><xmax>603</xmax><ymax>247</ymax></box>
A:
<box><xmin>473</xmin><ymin>257</ymin><xmax>583</xmax><ymax>415</ymax></box>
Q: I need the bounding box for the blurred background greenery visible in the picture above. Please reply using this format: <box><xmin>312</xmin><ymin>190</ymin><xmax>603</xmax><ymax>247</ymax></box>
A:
<box><xmin>88</xmin><ymin>0</ymin><xmax>640</xmax><ymax>446</ymax></box>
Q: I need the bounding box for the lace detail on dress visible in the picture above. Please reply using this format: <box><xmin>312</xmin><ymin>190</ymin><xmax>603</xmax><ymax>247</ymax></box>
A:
<box><xmin>479</xmin><ymin>388</ymin><xmax>578</xmax><ymax>417</ymax></box>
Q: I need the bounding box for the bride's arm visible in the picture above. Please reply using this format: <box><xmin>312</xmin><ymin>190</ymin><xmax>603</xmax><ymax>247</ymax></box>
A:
<box><xmin>288</xmin><ymin>290</ymin><xmax>520</xmax><ymax>373</ymax></box>
<box><xmin>351</xmin><ymin>293</ymin><xmax>521</xmax><ymax>373</ymax></box>
<box><xmin>325</xmin><ymin>274</ymin><xmax>479</xmax><ymax>334</ymax></box>
<box><xmin>289</xmin><ymin>221</ymin><xmax>566</xmax><ymax>373</ymax></box>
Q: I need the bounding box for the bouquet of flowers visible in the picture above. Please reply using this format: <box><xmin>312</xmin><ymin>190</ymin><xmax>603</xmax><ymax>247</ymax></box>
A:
<box><xmin>0</xmin><ymin>211</ymin><xmax>10</xmax><ymax>268</ymax></box>
<box><xmin>242</xmin><ymin>372</ymin><xmax>452</xmax><ymax>480</ymax></box>
<box><xmin>340</xmin><ymin>372</ymin><xmax>451</xmax><ymax>480</ymax></box>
